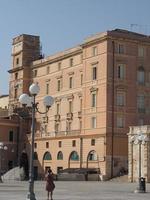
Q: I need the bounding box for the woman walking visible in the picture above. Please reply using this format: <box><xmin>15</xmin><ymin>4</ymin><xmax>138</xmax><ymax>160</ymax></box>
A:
<box><xmin>45</xmin><ymin>169</ymin><xmax>55</xmax><ymax>200</ymax></box>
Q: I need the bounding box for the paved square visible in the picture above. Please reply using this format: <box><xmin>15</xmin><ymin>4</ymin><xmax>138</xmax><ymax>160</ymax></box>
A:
<box><xmin>0</xmin><ymin>181</ymin><xmax>150</xmax><ymax>200</ymax></box>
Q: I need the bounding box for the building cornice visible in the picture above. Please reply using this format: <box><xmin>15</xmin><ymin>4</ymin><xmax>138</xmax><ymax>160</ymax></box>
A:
<box><xmin>32</xmin><ymin>47</ymin><xmax>82</xmax><ymax>69</ymax></box>
<box><xmin>8</xmin><ymin>66</ymin><xmax>24</xmax><ymax>73</ymax></box>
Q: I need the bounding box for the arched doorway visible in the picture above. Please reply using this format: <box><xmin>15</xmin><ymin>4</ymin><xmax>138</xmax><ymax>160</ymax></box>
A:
<box><xmin>87</xmin><ymin>150</ymin><xmax>98</xmax><ymax>168</ymax></box>
<box><xmin>68</xmin><ymin>151</ymin><xmax>79</xmax><ymax>168</ymax></box>
<box><xmin>43</xmin><ymin>151</ymin><xmax>52</xmax><ymax>173</ymax></box>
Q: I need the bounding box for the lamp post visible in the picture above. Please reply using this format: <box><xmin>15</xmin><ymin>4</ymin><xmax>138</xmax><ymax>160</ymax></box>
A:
<box><xmin>0</xmin><ymin>142</ymin><xmax>8</xmax><ymax>182</ymax></box>
<box><xmin>19</xmin><ymin>83</ymin><xmax>54</xmax><ymax>200</ymax></box>
<box><xmin>130</xmin><ymin>133</ymin><xmax>149</xmax><ymax>193</ymax></box>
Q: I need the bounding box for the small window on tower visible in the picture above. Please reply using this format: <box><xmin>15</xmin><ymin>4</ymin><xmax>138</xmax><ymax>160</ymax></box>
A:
<box><xmin>15</xmin><ymin>73</ymin><xmax>18</xmax><ymax>80</ymax></box>
<box><xmin>16</xmin><ymin>58</ymin><xmax>19</xmax><ymax>65</ymax></box>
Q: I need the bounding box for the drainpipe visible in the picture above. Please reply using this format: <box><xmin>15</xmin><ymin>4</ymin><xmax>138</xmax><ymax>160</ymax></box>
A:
<box><xmin>111</xmin><ymin>41</ymin><xmax>115</xmax><ymax>178</ymax></box>
<box><xmin>80</xmin><ymin>137</ymin><xmax>83</xmax><ymax>168</ymax></box>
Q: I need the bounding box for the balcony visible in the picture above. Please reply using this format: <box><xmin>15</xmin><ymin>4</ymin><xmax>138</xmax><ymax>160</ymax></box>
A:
<box><xmin>66</xmin><ymin>112</ymin><xmax>73</xmax><ymax>120</ymax></box>
<box><xmin>54</xmin><ymin>114</ymin><xmax>60</xmax><ymax>121</ymax></box>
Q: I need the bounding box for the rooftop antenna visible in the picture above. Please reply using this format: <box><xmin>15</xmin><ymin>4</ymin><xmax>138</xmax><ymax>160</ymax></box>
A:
<box><xmin>39</xmin><ymin>43</ymin><xmax>44</xmax><ymax>59</ymax></box>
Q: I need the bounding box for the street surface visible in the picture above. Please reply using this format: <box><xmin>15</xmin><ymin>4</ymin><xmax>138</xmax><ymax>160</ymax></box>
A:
<box><xmin>0</xmin><ymin>180</ymin><xmax>150</xmax><ymax>200</ymax></box>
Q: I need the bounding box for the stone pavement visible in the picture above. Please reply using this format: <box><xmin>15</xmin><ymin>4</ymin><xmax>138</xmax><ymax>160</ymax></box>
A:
<box><xmin>0</xmin><ymin>180</ymin><xmax>150</xmax><ymax>200</ymax></box>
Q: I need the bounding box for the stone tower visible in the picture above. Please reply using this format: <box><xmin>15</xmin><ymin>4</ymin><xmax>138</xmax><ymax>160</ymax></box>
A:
<box><xmin>8</xmin><ymin>34</ymin><xmax>40</xmax><ymax>112</ymax></box>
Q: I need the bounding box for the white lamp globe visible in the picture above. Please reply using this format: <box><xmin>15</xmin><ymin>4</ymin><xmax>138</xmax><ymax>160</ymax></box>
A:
<box><xmin>19</xmin><ymin>94</ymin><xmax>30</xmax><ymax>105</ymax></box>
<box><xmin>26</xmin><ymin>97</ymin><xmax>33</xmax><ymax>107</ymax></box>
<box><xmin>29</xmin><ymin>83</ymin><xmax>40</xmax><ymax>95</ymax></box>
<box><xmin>0</xmin><ymin>142</ymin><xmax>4</xmax><ymax>149</ymax></box>
<box><xmin>43</xmin><ymin>96</ymin><xmax>54</xmax><ymax>107</ymax></box>
<box><xmin>4</xmin><ymin>146</ymin><xmax>8</xmax><ymax>150</ymax></box>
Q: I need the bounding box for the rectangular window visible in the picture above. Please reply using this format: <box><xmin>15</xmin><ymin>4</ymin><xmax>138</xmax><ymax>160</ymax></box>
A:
<box><xmin>16</xmin><ymin>57</ymin><xmax>19</xmax><ymax>65</ymax></box>
<box><xmin>56</xmin><ymin>104</ymin><xmax>60</xmax><ymax>114</ymax></box>
<box><xmin>137</xmin><ymin>67</ymin><xmax>145</xmax><ymax>84</ymax></box>
<box><xmin>46</xmin><ymin>66</ymin><xmax>50</xmax><ymax>74</ymax></box>
<box><xmin>46</xmin><ymin>142</ymin><xmax>49</xmax><ymax>148</ymax></box>
<box><xmin>55</xmin><ymin>123</ymin><xmax>59</xmax><ymax>132</ymax></box>
<box><xmin>58</xmin><ymin>62</ymin><xmax>61</xmax><ymax>70</ymax></box>
<box><xmin>70</xmin><ymin>58</ymin><xmax>73</xmax><ymax>67</ymax></box>
<box><xmin>117</xmin><ymin>93</ymin><xmax>125</xmax><ymax>106</ymax></box>
<box><xmin>46</xmin><ymin>83</ymin><xmax>49</xmax><ymax>95</ymax></box>
<box><xmin>138</xmin><ymin>46</ymin><xmax>144</xmax><ymax>57</ymax></box>
<box><xmin>81</xmin><ymin>74</ymin><xmax>83</xmax><ymax>85</ymax></box>
<box><xmin>80</xmin><ymin>99</ymin><xmax>82</xmax><ymax>110</ymax></box>
<box><xmin>117</xmin><ymin>64</ymin><xmax>125</xmax><ymax>79</ymax></box>
<box><xmin>117</xmin><ymin>116</ymin><xmax>124</xmax><ymax>128</ymax></box>
<box><xmin>92</xmin><ymin>66</ymin><xmax>97</xmax><ymax>80</ymax></box>
<box><xmin>92</xmin><ymin>46</ymin><xmax>98</xmax><ymax>56</ymax></box>
<box><xmin>92</xmin><ymin>93</ymin><xmax>96</xmax><ymax>107</ymax></box>
<box><xmin>79</xmin><ymin>120</ymin><xmax>82</xmax><ymax>130</ymax></box>
<box><xmin>34</xmin><ymin>143</ymin><xmax>37</xmax><ymax>148</ymax></box>
<box><xmin>118</xmin><ymin>44</ymin><xmax>124</xmax><ymax>54</ymax></box>
<box><xmin>58</xmin><ymin>141</ymin><xmax>62</xmax><ymax>147</ymax></box>
<box><xmin>137</xmin><ymin>95</ymin><xmax>145</xmax><ymax>112</ymax></box>
<box><xmin>72</xmin><ymin>140</ymin><xmax>76</xmax><ymax>147</ymax></box>
<box><xmin>33</xmin><ymin>70</ymin><xmax>37</xmax><ymax>77</ymax></box>
<box><xmin>69</xmin><ymin>101</ymin><xmax>73</xmax><ymax>113</ymax></box>
<box><xmin>9</xmin><ymin>131</ymin><xmax>14</xmax><ymax>142</ymax></box>
<box><xmin>91</xmin><ymin>139</ymin><xmax>95</xmax><ymax>146</ymax></box>
<box><xmin>15</xmin><ymin>73</ymin><xmax>18</xmax><ymax>80</ymax></box>
<box><xmin>91</xmin><ymin>117</ymin><xmax>96</xmax><ymax>129</ymax></box>
<box><xmin>69</xmin><ymin>77</ymin><xmax>73</xmax><ymax>88</ymax></box>
<box><xmin>57</xmin><ymin>79</ymin><xmax>61</xmax><ymax>91</ymax></box>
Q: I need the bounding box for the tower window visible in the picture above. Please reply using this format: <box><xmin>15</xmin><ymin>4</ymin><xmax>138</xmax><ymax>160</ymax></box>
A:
<box><xmin>16</xmin><ymin>58</ymin><xmax>19</xmax><ymax>65</ymax></box>
<box><xmin>15</xmin><ymin>73</ymin><xmax>18</xmax><ymax>80</ymax></box>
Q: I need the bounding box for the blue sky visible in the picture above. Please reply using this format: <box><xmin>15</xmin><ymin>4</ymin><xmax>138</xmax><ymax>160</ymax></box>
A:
<box><xmin>0</xmin><ymin>0</ymin><xmax>150</xmax><ymax>94</ymax></box>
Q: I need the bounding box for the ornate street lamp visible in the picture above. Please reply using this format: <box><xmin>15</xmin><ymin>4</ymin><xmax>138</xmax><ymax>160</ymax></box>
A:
<box><xmin>0</xmin><ymin>142</ymin><xmax>8</xmax><ymax>182</ymax></box>
<box><xmin>130</xmin><ymin>133</ymin><xmax>149</xmax><ymax>193</ymax></box>
<box><xmin>19</xmin><ymin>83</ymin><xmax>54</xmax><ymax>200</ymax></box>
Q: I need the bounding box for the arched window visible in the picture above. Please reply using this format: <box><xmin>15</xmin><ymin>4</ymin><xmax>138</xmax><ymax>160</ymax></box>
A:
<box><xmin>88</xmin><ymin>150</ymin><xmax>97</xmax><ymax>161</ymax></box>
<box><xmin>57</xmin><ymin>151</ymin><xmax>63</xmax><ymax>160</ymax></box>
<box><xmin>43</xmin><ymin>151</ymin><xmax>52</xmax><ymax>160</ymax></box>
<box><xmin>137</xmin><ymin>66</ymin><xmax>145</xmax><ymax>84</ymax></box>
<box><xmin>70</xmin><ymin>151</ymin><xmax>79</xmax><ymax>161</ymax></box>
<box><xmin>33</xmin><ymin>152</ymin><xmax>38</xmax><ymax>160</ymax></box>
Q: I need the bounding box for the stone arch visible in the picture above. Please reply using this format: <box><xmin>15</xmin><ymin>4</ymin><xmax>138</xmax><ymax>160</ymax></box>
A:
<box><xmin>68</xmin><ymin>151</ymin><xmax>79</xmax><ymax>168</ymax></box>
<box><xmin>43</xmin><ymin>151</ymin><xmax>52</xmax><ymax>160</ymax></box>
<box><xmin>57</xmin><ymin>151</ymin><xmax>63</xmax><ymax>160</ymax></box>
<box><xmin>87</xmin><ymin>150</ymin><xmax>98</xmax><ymax>168</ymax></box>
<box><xmin>42</xmin><ymin>151</ymin><xmax>52</xmax><ymax>174</ymax></box>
